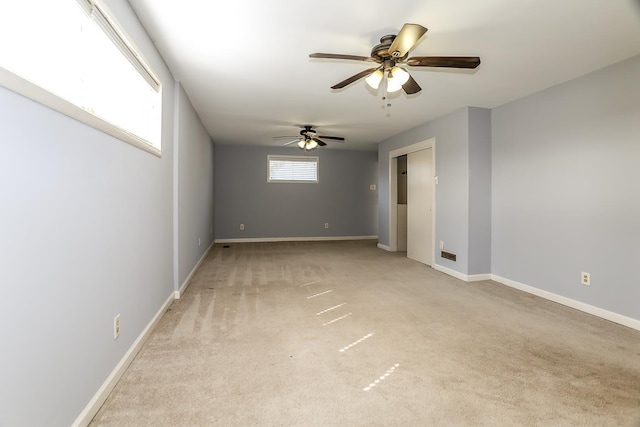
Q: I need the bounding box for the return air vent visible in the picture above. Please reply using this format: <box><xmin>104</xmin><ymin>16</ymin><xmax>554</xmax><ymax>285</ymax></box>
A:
<box><xmin>441</xmin><ymin>251</ymin><xmax>456</xmax><ymax>262</ymax></box>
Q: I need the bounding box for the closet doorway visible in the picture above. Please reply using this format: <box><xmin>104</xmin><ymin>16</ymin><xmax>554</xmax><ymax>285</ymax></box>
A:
<box><xmin>389</xmin><ymin>139</ymin><xmax>435</xmax><ymax>266</ymax></box>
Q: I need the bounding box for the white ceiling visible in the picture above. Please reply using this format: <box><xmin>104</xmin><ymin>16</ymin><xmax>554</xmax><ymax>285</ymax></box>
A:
<box><xmin>127</xmin><ymin>0</ymin><xmax>640</xmax><ymax>151</ymax></box>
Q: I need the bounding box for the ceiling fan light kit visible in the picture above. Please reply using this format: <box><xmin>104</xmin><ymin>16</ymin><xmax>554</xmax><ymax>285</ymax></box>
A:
<box><xmin>298</xmin><ymin>138</ymin><xmax>318</xmax><ymax>150</ymax></box>
<box><xmin>364</xmin><ymin>69</ymin><xmax>384</xmax><ymax>89</ymax></box>
<box><xmin>386</xmin><ymin>66</ymin><xmax>410</xmax><ymax>92</ymax></box>
<box><xmin>310</xmin><ymin>23</ymin><xmax>481</xmax><ymax>96</ymax></box>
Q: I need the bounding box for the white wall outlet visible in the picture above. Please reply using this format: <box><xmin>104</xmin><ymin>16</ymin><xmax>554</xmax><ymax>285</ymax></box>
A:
<box><xmin>370</xmin><ymin>184</ymin><xmax>376</xmax><ymax>190</ymax></box>
<box><xmin>324</xmin><ymin>223</ymin><xmax>329</xmax><ymax>229</ymax></box>
<box><xmin>114</xmin><ymin>314</ymin><xmax>121</xmax><ymax>339</ymax></box>
<box><xmin>440</xmin><ymin>241</ymin><xmax>444</xmax><ymax>250</ymax></box>
<box><xmin>240</xmin><ymin>224</ymin><xmax>244</xmax><ymax>230</ymax></box>
<box><xmin>581</xmin><ymin>272</ymin><xmax>590</xmax><ymax>286</ymax></box>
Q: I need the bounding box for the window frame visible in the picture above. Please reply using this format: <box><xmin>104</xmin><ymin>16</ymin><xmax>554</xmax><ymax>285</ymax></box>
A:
<box><xmin>267</xmin><ymin>155</ymin><xmax>319</xmax><ymax>184</ymax></box>
<box><xmin>0</xmin><ymin>0</ymin><xmax>162</xmax><ymax>156</ymax></box>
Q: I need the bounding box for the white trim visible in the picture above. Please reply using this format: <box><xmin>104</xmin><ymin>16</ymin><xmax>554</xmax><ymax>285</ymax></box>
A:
<box><xmin>215</xmin><ymin>236</ymin><xmax>378</xmax><ymax>244</ymax></box>
<box><xmin>377</xmin><ymin>243</ymin><xmax>391</xmax><ymax>251</ymax></box>
<box><xmin>71</xmin><ymin>292</ymin><xmax>175</xmax><ymax>427</ymax></box>
<box><xmin>429</xmin><ymin>265</ymin><xmax>640</xmax><ymax>331</ymax></box>
<box><xmin>491</xmin><ymin>275</ymin><xmax>640</xmax><ymax>332</ymax></box>
<box><xmin>176</xmin><ymin>240</ymin><xmax>214</xmax><ymax>299</ymax></box>
<box><xmin>172</xmin><ymin>83</ymin><xmax>180</xmax><ymax>296</ymax></box>
<box><xmin>0</xmin><ymin>68</ymin><xmax>161</xmax><ymax>157</ymax></box>
<box><xmin>468</xmin><ymin>274</ymin><xmax>492</xmax><ymax>282</ymax></box>
<box><xmin>388</xmin><ymin>139</ymin><xmax>436</xmax><ymax>266</ymax></box>
<box><xmin>432</xmin><ymin>264</ymin><xmax>491</xmax><ymax>282</ymax></box>
<box><xmin>434</xmin><ymin>264</ymin><xmax>470</xmax><ymax>282</ymax></box>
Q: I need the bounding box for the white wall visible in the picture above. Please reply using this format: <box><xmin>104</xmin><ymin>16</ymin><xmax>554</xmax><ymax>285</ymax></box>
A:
<box><xmin>492</xmin><ymin>55</ymin><xmax>640</xmax><ymax>321</ymax></box>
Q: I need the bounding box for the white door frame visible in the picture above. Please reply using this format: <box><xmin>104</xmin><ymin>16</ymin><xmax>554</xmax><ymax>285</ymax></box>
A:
<box><xmin>388</xmin><ymin>138</ymin><xmax>436</xmax><ymax>265</ymax></box>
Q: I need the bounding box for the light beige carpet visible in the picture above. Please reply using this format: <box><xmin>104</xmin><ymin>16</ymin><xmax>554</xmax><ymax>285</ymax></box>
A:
<box><xmin>90</xmin><ymin>240</ymin><xmax>640</xmax><ymax>426</ymax></box>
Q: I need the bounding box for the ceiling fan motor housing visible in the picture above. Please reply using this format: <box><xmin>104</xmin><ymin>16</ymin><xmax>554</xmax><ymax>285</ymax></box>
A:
<box><xmin>371</xmin><ymin>35</ymin><xmax>408</xmax><ymax>70</ymax></box>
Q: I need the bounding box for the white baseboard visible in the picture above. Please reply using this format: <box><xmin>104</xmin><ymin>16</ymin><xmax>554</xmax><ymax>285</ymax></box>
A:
<box><xmin>434</xmin><ymin>264</ymin><xmax>469</xmax><ymax>281</ymax></box>
<box><xmin>468</xmin><ymin>273</ymin><xmax>492</xmax><ymax>282</ymax></box>
<box><xmin>215</xmin><ymin>235</ymin><xmax>378</xmax><ymax>244</ymax></box>
<box><xmin>491</xmin><ymin>274</ymin><xmax>640</xmax><ymax>332</ymax></box>
<box><xmin>433</xmin><ymin>264</ymin><xmax>491</xmax><ymax>282</ymax></box>
<box><xmin>431</xmin><ymin>266</ymin><xmax>640</xmax><ymax>331</ymax></box>
<box><xmin>71</xmin><ymin>292</ymin><xmax>175</xmax><ymax>427</ymax></box>
<box><xmin>175</xmin><ymin>240</ymin><xmax>214</xmax><ymax>299</ymax></box>
<box><xmin>377</xmin><ymin>243</ymin><xmax>391</xmax><ymax>251</ymax></box>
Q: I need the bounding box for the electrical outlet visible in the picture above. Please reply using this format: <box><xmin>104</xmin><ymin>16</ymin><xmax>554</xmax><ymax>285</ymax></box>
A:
<box><xmin>440</xmin><ymin>241</ymin><xmax>444</xmax><ymax>250</ymax></box>
<box><xmin>240</xmin><ymin>224</ymin><xmax>244</xmax><ymax>231</ymax></box>
<box><xmin>581</xmin><ymin>272</ymin><xmax>590</xmax><ymax>286</ymax></box>
<box><xmin>114</xmin><ymin>314</ymin><xmax>121</xmax><ymax>339</ymax></box>
<box><xmin>369</xmin><ymin>184</ymin><xmax>376</xmax><ymax>190</ymax></box>
<box><xmin>324</xmin><ymin>223</ymin><xmax>329</xmax><ymax>229</ymax></box>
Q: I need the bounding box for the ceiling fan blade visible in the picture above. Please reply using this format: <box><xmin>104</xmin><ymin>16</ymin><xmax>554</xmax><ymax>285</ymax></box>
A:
<box><xmin>283</xmin><ymin>139</ymin><xmax>300</xmax><ymax>146</ymax></box>
<box><xmin>406</xmin><ymin>56</ymin><xmax>481</xmax><ymax>68</ymax></box>
<box><xmin>312</xmin><ymin>138</ymin><xmax>327</xmax><ymax>147</ymax></box>
<box><xmin>388</xmin><ymin>23</ymin><xmax>428</xmax><ymax>58</ymax></box>
<box><xmin>310</xmin><ymin>53</ymin><xmax>376</xmax><ymax>62</ymax></box>
<box><xmin>402</xmin><ymin>74</ymin><xmax>422</xmax><ymax>95</ymax></box>
<box><xmin>317</xmin><ymin>135</ymin><xmax>345</xmax><ymax>141</ymax></box>
<box><xmin>331</xmin><ymin>68</ymin><xmax>379</xmax><ymax>89</ymax></box>
<box><xmin>272</xmin><ymin>135</ymin><xmax>298</xmax><ymax>139</ymax></box>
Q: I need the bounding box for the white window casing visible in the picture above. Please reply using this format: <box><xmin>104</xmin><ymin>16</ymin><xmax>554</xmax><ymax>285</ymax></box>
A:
<box><xmin>0</xmin><ymin>0</ymin><xmax>162</xmax><ymax>155</ymax></box>
<box><xmin>268</xmin><ymin>155</ymin><xmax>319</xmax><ymax>183</ymax></box>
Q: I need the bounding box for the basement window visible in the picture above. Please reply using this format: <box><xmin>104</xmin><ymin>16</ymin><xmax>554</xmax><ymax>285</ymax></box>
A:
<box><xmin>0</xmin><ymin>0</ymin><xmax>162</xmax><ymax>155</ymax></box>
<box><xmin>268</xmin><ymin>155</ymin><xmax>319</xmax><ymax>183</ymax></box>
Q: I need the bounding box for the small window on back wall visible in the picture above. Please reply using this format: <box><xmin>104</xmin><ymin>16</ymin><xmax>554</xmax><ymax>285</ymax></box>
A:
<box><xmin>268</xmin><ymin>155</ymin><xmax>319</xmax><ymax>183</ymax></box>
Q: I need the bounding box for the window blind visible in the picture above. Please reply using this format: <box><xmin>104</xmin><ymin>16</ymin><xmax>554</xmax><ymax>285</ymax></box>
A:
<box><xmin>268</xmin><ymin>155</ymin><xmax>318</xmax><ymax>183</ymax></box>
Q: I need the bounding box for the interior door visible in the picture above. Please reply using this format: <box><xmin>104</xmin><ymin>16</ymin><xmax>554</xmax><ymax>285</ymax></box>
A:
<box><xmin>407</xmin><ymin>148</ymin><xmax>433</xmax><ymax>265</ymax></box>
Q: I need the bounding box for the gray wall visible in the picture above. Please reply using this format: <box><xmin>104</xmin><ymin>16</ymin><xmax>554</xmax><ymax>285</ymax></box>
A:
<box><xmin>492</xmin><ymin>55</ymin><xmax>640</xmax><ymax>320</ymax></box>
<box><xmin>175</xmin><ymin>83</ymin><xmax>215</xmax><ymax>288</ymax></box>
<box><xmin>215</xmin><ymin>145</ymin><xmax>378</xmax><ymax>239</ymax></box>
<box><xmin>0</xmin><ymin>1</ymin><xmax>214</xmax><ymax>425</ymax></box>
<box><xmin>468</xmin><ymin>107</ymin><xmax>492</xmax><ymax>274</ymax></box>
<box><xmin>378</xmin><ymin>107</ymin><xmax>492</xmax><ymax>275</ymax></box>
<box><xmin>379</xmin><ymin>107</ymin><xmax>489</xmax><ymax>275</ymax></box>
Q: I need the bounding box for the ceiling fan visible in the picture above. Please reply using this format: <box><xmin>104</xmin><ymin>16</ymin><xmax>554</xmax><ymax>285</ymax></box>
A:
<box><xmin>309</xmin><ymin>23</ymin><xmax>481</xmax><ymax>95</ymax></box>
<box><xmin>273</xmin><ymin>125</ymin><xmax>345</xmax><ymax>150</ymax></box>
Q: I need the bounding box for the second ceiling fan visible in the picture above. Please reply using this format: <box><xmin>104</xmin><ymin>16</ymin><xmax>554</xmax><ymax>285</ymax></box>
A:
<box><xmin>310</xmin><ymin>23</ymin><xmax>480</xmax><ymax>95</ymax></box>
<box><xmin>273</xmin><ymin>125</ymin><xmax>345</xmax><ymax>150</ymax></box>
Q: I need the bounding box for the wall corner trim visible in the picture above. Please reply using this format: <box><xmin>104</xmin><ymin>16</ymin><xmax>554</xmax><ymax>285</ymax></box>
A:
<box><xmin>467</xmin><ymin>273</ymin><xmax>492</xmax><ymax>282</ymax></box>
<box><xmin>434</xmin><ymin>264</ymin><xmax>490</xmax><ymax>282</ymax></box>
<box><xmin>71</xmin><ymin>292</ymin><xmax>175</xmax><ymax>427</ymax></box>
<box><xmin>377</xmin><ymin>243</ymin><xmax>391</xmax><ymax>251</ymax></box>
<box><xmin>176</xmin><ymin>240</ymin><xmax>215</xmax><ymax>299</ymax></box>
<box><xmin>491</xmin><ymin>274</ymin><xmax>640</xmax><ymax>332</ymax></box>
<box><xmin>434</xmin><ymin>264</ymin><xmax>469</xmax><ymax>281</ymax></box>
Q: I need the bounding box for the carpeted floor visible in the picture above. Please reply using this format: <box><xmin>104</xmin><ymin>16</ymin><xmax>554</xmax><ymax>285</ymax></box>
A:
<box><xmin>90</xmin><ymin>240</ymin><xmax>640</xmax><ymax>426</ymax></box>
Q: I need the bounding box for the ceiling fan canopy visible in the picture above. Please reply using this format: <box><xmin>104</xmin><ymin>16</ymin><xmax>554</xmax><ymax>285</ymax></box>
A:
<box><xmin>309</xmin><ymin>23</ymin><xmax>481</xmax><ymax>95</ymax></box>
<box><xmin>273</xmin><ymin>125</ymin><xmax>345</xmax><ymax>151</ymax></box>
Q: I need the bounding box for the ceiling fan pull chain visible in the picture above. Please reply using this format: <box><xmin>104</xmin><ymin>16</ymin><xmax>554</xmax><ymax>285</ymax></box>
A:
<box><xmin>381</xmin><ymin>77</ymin><xmax>391</xmax><ymax>108</ymax></box>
